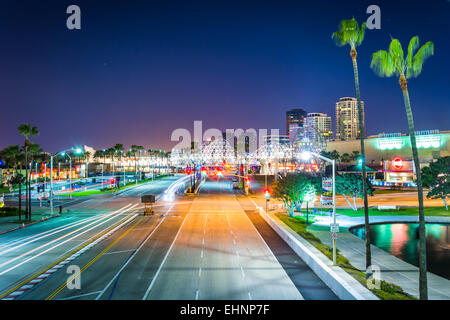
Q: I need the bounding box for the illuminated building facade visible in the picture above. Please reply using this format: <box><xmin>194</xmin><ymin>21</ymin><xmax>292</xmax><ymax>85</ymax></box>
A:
<box><xmin>335</xmin><ymin>97</ymin><xmax>364</xmax><ymax>141</ymax></box>
<box><xmin>326</xmin><ymin>129</ymin><xmax>449</xmax><ymax>165</ymax></box>
<box><xmin>305</xmin><ymin>112</ymin><xmax>333</xmax><ymax>142</ymax></box>
<box><xmin>286</xmin><ymin>108</ymin><xmax>307</xmax><ymax>135</ymax></box>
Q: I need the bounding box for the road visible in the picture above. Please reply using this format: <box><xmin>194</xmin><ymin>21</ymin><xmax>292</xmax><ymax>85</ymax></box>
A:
<box><xmin>0</xmin><ymin>175</ymin><xmax>182</xmax><ymax>299</ymax></box>
<box><xmin>5</xmin><ymin>177</ymin><xmax>337</xmax><ymax>300</ymax></box>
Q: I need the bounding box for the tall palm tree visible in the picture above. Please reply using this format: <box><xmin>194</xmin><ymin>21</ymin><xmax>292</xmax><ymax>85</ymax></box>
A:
<box><xmin>17</xmin><ymin>124</ymin><xmax>39</xmax><ymax>221</ymax></box>
<box><xmin>130</xmin><ymin>145</ymin><xmax>144</xmax><ymax>183</ymax></box>
<box><xmin>332</xmin><ymin>18</ymin><xmax>372</xmax><ymax>271</ymax></box>
<box><xmin>1</xmin><ymin>145</ymin><xmax>24</xmax><ymax>221</ymax></box>
<box><xmin>371</xmin><ymin>36</ymin><xmax>434</xmax><ymax>300</ymax></box>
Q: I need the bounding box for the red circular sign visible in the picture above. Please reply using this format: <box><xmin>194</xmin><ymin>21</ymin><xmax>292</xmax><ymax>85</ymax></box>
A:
<box><xmin>392</xmin><ymin>157</ymin><xmax>404</xmax><ymax>170</ymax></box>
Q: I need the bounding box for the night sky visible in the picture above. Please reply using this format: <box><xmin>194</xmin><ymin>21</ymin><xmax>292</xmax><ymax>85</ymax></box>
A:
<box><xmin>0</xmin><ymin>0</ymin><xmax>449</xmax><ymax>153</ymax></box>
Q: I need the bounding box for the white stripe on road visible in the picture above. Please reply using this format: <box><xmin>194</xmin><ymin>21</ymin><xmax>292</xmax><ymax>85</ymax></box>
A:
<box><xmin>0</xmin><ymin>205</ymin><xmax>132</xmax><ymax>256</ymax></box>
<box><xmin>95</xmin><ymin>205</ymin><xmax>174</xmax><ymax>300</ymax></box>
<box><xmin>142</xmin><ymin>214</ymin><xmax>188</xmax><ymax>300</ymax></box>
<box><xmin>0</xmin><ymin>204</ymin><xmax>138</xmax><ymax>277</ymax></box>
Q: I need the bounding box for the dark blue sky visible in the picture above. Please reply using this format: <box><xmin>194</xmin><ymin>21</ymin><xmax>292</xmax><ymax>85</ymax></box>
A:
<box><xmin>0</xmin><ymin>0</ymin><xmax>449</xmax><ymax>153</ymax></box>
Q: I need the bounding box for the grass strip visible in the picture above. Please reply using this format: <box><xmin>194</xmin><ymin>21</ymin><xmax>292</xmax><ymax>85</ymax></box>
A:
<box><xmin>276</xmin><ymin>213</ymin><xmax>417</xmax><ymax>300</ymax></box>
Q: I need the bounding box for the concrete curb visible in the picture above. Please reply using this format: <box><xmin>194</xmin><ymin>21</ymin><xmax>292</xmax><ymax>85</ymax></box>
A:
<box><xmin>0</xmin><ymin>214</ymin><xmax>61</xmax><ymax>236</ymax></box>
<box><xmin>257</xmin><ymin>207</ymin><xmax>379</xmax><ymax>300</ymax></box>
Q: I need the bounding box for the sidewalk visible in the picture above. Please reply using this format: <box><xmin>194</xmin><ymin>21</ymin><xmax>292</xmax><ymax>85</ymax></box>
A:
<box><xmin>249</xmin><ymin>193</ymin><xmax>450</xmax><ymax>300</ymax></box>
<box><xmin>308</xmin><ymin>225</ymin><xmax>450</xmax><ymax>300</ymax></box>
<box><xmin>0</xmin><ymin>207</ymin><xmax>54</xmax><ymax>235</ymax></box>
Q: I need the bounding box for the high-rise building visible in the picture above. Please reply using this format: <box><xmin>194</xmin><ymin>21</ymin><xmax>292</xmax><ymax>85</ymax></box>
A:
<box><xmin>305</xmin><ymin>113</ymin><xmax>333</xmax><ymax>142</ymax></box>
<box><xmin>335</xmin><ymin>97</ymin><xmax>364</xmax><ymax>141</ymax></box>
<box><xmin>286</xmin><ymin>108</ymin><xmax>307</xmax><ymax>135</ymax></box>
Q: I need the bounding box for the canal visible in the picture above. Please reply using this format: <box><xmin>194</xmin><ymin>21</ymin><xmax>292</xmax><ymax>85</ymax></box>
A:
<box><xmin>350</xmin><ymin>223</ymin><xmax>450</xmax><ymax>280</ymax></box>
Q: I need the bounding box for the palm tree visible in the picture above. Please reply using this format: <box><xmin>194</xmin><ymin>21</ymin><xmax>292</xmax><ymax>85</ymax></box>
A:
<box><xmin>1</xmin><ymin>145</ymin><xmax>24</xmax><ymax>220</ymax></box>
<box><xmin>17</xmin><ymin>124</ymin><xmax>39</xmax><ymax>221</ymax></box>
<box><xmin>130</xmin><ymin>145</ymin><xmax>144</xmax><ymax>183</ymax></box>
<box><xmin>332</xmin><ymin>18</ymin><xmax>371</xmax><ymax>271</ymax></box>
<box><xmin>371</xmin><ymin>36</ymin><xmax>434</xmax><ymax>300</ymax></box>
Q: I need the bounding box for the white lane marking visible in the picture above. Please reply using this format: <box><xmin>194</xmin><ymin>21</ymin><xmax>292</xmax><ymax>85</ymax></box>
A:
<box><xmin>0</xmin><ymin>204</ymin><xmax>132</xmax><ymax>256</ymax></box>
<box><xmin>103</xmin><ymin>249</ymin><xmax>136</xmax><ymax>256</ymax></box>
<box><xmin>0</xmin><ymin>204</ymin><xmax>135</xmax><ymax>272</ymax></box>
<box><xmin>248</xmin><ymin>292</ymin><xmax>252</xmax><ymax>300</ymax></box>
<box><xmin>198</xmin><ymin>267</ymin><xmax>202</xmax><ymax>277</ymax></box>
<box><xmin>240</xmin><ymin>266</ymin><xmax>245</xmax><ymax>278</ymax></box>
<box><xmin>142</xmin><ymin>214</ymin><xmax>188</xmax><ymax>300</ymax></box>
<box><xmin>0</xmin><ymin>205</ymin><xmax>138</xmax><ymax>276</ymax></box>
<box><xmin>95</xmin><ymin>205</ymin><xmax>173</xmax><ymax>300</ymax></box>
<box><xmin>245</xmin><ymin>196</ymin><xmax>304</xmax><ymax>300</ymax></box>
<box><xmin>200</xmin><ymin>250</ymin><xmax>203</xmax><ymax>258</ymax></box>
<box><xmin>244</xmin><ymin>197</ymin><xmax>284</xmax><ymax>262</ymax></box>
<box><xmin>202</xmin><ymin>238</ymin><xmax>205</xmax><ymax>245</ymax></box>
<box><xmin>195</xmin><ymin>290</ymin><xmax>199</xmax><ymax>300</ymax></box>
<box><xmin>61</xmin><ymin>290</ymin><xmax>102</xmax><ymax>300</ymax></box>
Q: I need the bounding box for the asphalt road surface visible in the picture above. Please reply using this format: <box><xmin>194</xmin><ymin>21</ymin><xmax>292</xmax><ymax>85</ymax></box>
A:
<box><xmin>0</xmin><ymin>175</ymin><xmax>182</xmax><ymax>299</ymax></box>
<box><xmin>1</xmin><ymin>177</ymin><xmax>337</xmax><ymax>300</ymax></box>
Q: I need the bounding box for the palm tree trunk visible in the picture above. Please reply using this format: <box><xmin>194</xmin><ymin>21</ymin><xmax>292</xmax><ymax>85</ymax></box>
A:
<box><xmin>24</xmin><ymin>150</ymin><xmax>29</xmax><ymax>221</ymax></box>
<box><xmin>351</xmin><ymin>52</ymin><xmax>371</xmax><ymax>272</ymax></box>
<box><xmin>28</xmin><ymin>165</ymin><xmax>33</xmax><ymax>220</ymax></box>
<box><xmin>401</xmin><ymin>83</ymin><xmax>428</xmax><ymax>300</ymax></box>
<box><xmin>18</xmin><ymin>164</ymin><xmax>22</xmax><ymax>221</ymax></box>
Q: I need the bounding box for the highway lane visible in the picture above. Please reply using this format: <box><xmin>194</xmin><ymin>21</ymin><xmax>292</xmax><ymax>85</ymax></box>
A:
<box><xmin>0</xmin><ymin>176</ymin><xmax>182</xmax><ymax>298</ymax></box>
<box><xmin>145</xmin><ymin>181</ymin><xmax>303</xmax><ymax>300</ymax></box>
<box><xmin>18</xmin><ymin>178</ymin><xmax>336</xmax><ymax>300</ymax></box>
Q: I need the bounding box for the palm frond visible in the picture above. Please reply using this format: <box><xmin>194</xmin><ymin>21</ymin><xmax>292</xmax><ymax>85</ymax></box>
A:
<box><xmin>370</xmin><ymin>50</ymin><xmax>395</xmax><ymax>77</ymax></box>
<box><xmin>406</xmin><ymin>36</ymin><xmax>420</xmax><ymax>70</ymax></box>
<box><xmin>408</xmin><ymin>41</ymin><xmax>434</xmax><ymax>78</ymax></box>
<box><xmin>332</xmin><ymin>18</ymin><xmax>365</xmax><ymax>48</ymax></box>
<box><xmin>355</xmin><ymin>22</ymin><xmax>367</xmax><ymax>47</ymax></box>
<box><xmin>332</xmin><ymin>30</ymin><xmax>347</xmax><ymax>47</ymax></box>
<box><xmin>388</xmin><ymin>38</ymin><xmax>405</xmax><ymax>73</ymax></box>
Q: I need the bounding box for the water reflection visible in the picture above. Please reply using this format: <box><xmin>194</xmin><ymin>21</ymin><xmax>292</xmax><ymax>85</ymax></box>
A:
<box><xmin>351</xmin><ymin>223</ymin><xmax>450</xmax><ymax>280</ymax></box>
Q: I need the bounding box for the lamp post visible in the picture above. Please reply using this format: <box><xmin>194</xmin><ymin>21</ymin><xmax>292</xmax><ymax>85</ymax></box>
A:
<box><xmin>50</xmin><ymin>148</ymin><xmax>81</xmax><ymax>216</ymax></box>
<box><xmin>301</xmin><ymin>151</ymin><xmax>337</xmax><ymax>265</ymax></box>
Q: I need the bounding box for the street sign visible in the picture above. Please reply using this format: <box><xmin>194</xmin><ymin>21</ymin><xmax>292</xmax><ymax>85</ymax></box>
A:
<box><xmin>322</xmin><ymin>177</ymin><xmax>332</xmax><ymax>191</ymax></box>
<box><xmin>141</xmin><ymin>195</ymin><xmax>155</xmax><ymax>203</ymax></box>
<box><xmin>320</xmin><ymin>194</ymin><xmax>332</xmax><ymax>205</ymax></box>
<box><xmin>331</xmin><ymin>232</ymin><xmax>338</xmax><ymax>240</ymax></box>
<box><xmin>330</xmin><ymin>223</ymin><xmax>339</xmax><ymax>233</ymax></box>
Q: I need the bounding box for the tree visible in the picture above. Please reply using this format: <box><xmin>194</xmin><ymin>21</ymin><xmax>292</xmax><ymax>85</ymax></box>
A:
<box><xmin>336</xmin><ymin>174</ymin><xmax>374</xmax><ymax>211</ymax></box>
<box><xmin>332</xmin><ymin>17</ymin><xmax>371</xmax><ymax>271</ymax></box>
<box><xmin>130</xmin><ymin>145</ymin><xmax>144</xmax><ymax>183</ymax></box>
<box><xmin>1</xmin><ymin>145</ymin><xmax>24</xmax><ymax>221</ymax></box>
<box><xmin>422</xmin><ymin>157</ymin><xmax>449</xmax><ymax>210</ymax></box>
<box><xmin>18</xmin><ymin>124</ymin><xmax>39</xmax><ymax>221</ymax></box>
<box><xmin>370</xmin><ymin>35</ymin><xmax>434</xmax><ymax>300</ymax></box>
<box><xmin>351</xmin><ymin>150</ymin><xmax>361</xmax><ymax>162</ymax></box>
<box><xmin>341</xmin><ymin>153</ymin><xmax>352</xmax><ymax>164</ymax></box>
<box><xmin>272</xmin><ymin>173</ymin><xmax>321</xmax><ymax>217</ymax></box>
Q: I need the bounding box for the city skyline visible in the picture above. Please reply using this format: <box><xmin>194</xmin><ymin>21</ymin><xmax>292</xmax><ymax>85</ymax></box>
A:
<box><xmin>0</xmin><ymin>1</ymin><xmax>449</xmax><ymax>153</ymax></box>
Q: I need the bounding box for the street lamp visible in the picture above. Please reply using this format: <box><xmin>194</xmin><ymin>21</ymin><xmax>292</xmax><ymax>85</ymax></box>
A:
<box><xmin>50</xmin><ymin>148</ymin><xmax>82</xmax><ymax>216</ymax></box>
<box><xmin>301</xmin><ymin>151</ymin><xmax>337</xmax><ymax>265</ymax></box>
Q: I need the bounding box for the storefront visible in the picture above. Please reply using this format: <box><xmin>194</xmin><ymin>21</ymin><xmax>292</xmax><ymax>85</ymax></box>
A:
<box><xmin>381</xmin><ymin>156</ymin><xmax>416</xmax><ymax>186</ymax></box>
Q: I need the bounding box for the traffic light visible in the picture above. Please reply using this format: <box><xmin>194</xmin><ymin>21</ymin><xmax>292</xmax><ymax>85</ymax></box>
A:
<box><xmin>357</xmin><ymin>156</ymin><xmax>364</xmax><ymax>166</ymax></box>
<box><xmin>186</xmin><ymin>168</ymin><xmax>192</xmax><ymax>175</ymax></box>
<box><xmin>264</xmin><ymin>188</ymin><xmax>270</xmax><ymax>199</ymax></box>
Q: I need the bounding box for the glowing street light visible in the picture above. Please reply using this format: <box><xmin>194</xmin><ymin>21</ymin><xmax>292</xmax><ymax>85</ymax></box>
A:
<box><xmin>50</xmin><ymin>147</ymin><xmax>82</xmax><ymax>215</ymax></box>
